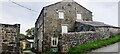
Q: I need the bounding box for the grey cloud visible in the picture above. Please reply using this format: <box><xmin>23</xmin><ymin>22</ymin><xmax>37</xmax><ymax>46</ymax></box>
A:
<box><xmin>86</xmin><ymin>2</ymin><xmax>118</xmax><ymax>26</ymax></box>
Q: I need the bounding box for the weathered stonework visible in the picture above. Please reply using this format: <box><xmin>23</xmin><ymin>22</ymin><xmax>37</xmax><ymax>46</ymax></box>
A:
<box><xmin>60</xmin><ymin>26</ymin><xmax>120</xmax><ymax>52</ymax></box>
<box><xmin>109</xmin><ymin>27</ymin><xmax>120</xmax><ymax>36</ymax></box>
<box><xmin>35</xmin><ymin>0</ymin><xmax>93</xmax><ymax>52</ymax></box>
<box><xmin>0</xmin><ymin>24</ymin><xmax>21</xmax><ymax>54</ymax></box>
<box><xmin>34</xmin><ymin>0</ymin><xmax>120</xmax><ymax>52</ymax></box>
<box><xmin>60</xmin><ymin>29</ymin><xmax>120</xmax><ymax>52</ymax></box>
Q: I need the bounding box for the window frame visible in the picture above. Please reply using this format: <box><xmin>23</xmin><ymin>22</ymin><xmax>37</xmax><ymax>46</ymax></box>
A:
<box><xmin>51</xmin><ymin>37</ymin><xmax>58</xmax><ymax>47</ymax></box>
<box><xmin>62</xmin><ymin>25</ymin><xmax>68</xmax><ymax>34</ymax></box>
<box><xmin>59</xmin><ymin>11</ymin><xmax>64</xmax><ymax>19</ymax></box>
<box><xmin>76</xmin><ymin>14</ymin><xmax>82</xmax><ymax>20</ymax></box>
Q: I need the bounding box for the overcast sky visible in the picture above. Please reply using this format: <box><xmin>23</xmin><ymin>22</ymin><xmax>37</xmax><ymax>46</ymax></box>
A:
<box><xmin>0</xmin><ymin>0</ymin><xmax>119</xmax><ymax>34</ymax></box>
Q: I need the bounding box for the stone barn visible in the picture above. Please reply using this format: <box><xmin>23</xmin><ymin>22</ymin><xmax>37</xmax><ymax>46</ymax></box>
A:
<box><xmin>0</xmin><ymin>23</ymin><xmax>21</xmax><ymax>54</ymax></box>
<box><xmin>34</xmin><ymin>0</ymin><xmax>120</xmax><ymax>52</ymax></box>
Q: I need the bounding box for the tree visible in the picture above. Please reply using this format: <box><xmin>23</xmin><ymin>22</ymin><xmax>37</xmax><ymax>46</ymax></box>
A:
<box><xmin>20</xmin><ymin>33</ymin><xmax>26</xmax><ymax>40</ymax></box>
<box><xmin>25</xmin><ymin>27</ymin><xmax>35</xmax><ymax>39</ymax></box>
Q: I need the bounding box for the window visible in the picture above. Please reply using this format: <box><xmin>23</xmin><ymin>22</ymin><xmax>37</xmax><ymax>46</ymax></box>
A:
<box><xmin>77</xmin><ymin>14</ymin><xmax>82</xmax><ymax>20</ymax></box>
<box><xmin>62</xmin><ymin>26</ymin><xmax>68</xmax><ymax>34</ymax></box>
<box><xmin>59</xmin><ymin>12</ymin><xmax>64</xmax><ymax>19</ymax></box>
<box><xmin>51</xmin><ymin>37</ymin><xmax>58</xmax><ymax>47</ymax></box>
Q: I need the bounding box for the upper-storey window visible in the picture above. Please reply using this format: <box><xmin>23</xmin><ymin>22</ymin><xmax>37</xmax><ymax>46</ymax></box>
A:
<box><xmin>59</xmin><ymin>11</ymin><xmax>64</xmax><ymax>19</ymax></box>
<box><xmin>77</xmin><ymin>14</ymin><xmax>82</xmax><ymax>20</ymax></box>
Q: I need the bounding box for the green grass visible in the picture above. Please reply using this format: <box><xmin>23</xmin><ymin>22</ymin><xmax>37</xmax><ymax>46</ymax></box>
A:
<box><xmin>69</xmin><ymin>33</ymin><xmax>120</xmax><ymax>54</ymax></box>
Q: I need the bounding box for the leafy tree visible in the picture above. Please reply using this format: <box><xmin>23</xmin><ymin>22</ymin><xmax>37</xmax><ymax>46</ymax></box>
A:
<box><xmin>19</xmin><ymin>33</ymin><xmax>26</xmax><ymax>40</ymax></box>
<box><xmin>25</xmin><ymin>27</ymin><xmax>35</xmax><ymax>39</ymax></box>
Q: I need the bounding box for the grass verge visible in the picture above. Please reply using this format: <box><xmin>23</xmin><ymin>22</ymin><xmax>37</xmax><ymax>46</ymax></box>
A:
<box><xmin>69</xmin><ymin>33</ymin><xmax>120</xmax><ymax>54</ymax></box>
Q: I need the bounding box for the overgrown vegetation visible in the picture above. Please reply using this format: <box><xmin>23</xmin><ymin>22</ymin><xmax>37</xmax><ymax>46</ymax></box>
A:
<box><xmin>20</xmin><ymin>27</ymin><xmax>35</xmax><ymax>41</ymax></box>
<box><xmin>37</xmin><ymin>50</ymin><xmax>59</xmax><ymax>54</ymax></box>
<box><xmin>69</xmin><ymin>33</ymin><xmax>120</xmax><ymax>54</ymax></box>
<box><xmin>19</xmin><ymin>33</ymin><xmax>26</xmax><ymax>40</ymax></box>
<box><xmin>23</xmin><ymin>47</ymin><xmax>32</xmax><ymax>51</ymax></box>
<box><xmin>20</xmin><ymin>27</ymin><xmax>35</xmax><ymax>52</ymax></box>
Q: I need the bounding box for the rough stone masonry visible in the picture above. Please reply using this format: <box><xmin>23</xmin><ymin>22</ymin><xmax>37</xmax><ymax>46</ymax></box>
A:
<box><xmin>60</xmin><ymin>29</ymin><xmax>120</xmax><ymax>52</ymax></box>
<box><xmin>0</xmin><ymin>23</ymin><xmax>21</xmax><ymax>54</ymax></box>
<box><xmin>34</xmin><ymin>0</ymin><xmax>120</xmax><ymax>52</ymax></box>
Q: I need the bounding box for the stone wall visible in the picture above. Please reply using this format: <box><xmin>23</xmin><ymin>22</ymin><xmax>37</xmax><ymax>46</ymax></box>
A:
<box><xmin>96</xmin><ymin>27</ymin><xmax>111</xmax><ymax>39</ymax></box>
<box><xmin>60</xmin><ymin>31</ymin><xmax>111</xmax><ymax>52</ymax></box>
<box><xmin>0</xmin><ymin>26</ymin><xmax>2</xmax><ymax>53</ymax></box>
<box><xmin>109</xmin><ymin>27</ymin><xmax>120</xmax><ymax>36</ymax></box>
<box><xmin>0</xmin><ymin>24</ymin><xmax>21</xmax><ymax>54</ymax></box>
<box><xmin>34</xmin><ymin>9</ymin><xmax>44</xmax><ymax>52</ymax></box>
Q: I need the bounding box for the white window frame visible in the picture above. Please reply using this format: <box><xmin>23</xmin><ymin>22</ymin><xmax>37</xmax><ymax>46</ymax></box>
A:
<box><xmin>51</xmin><ymin>37</ymin><xmax>58</xmax><ymax>47</ymax></box>
<box><xmin>76</xmin><ymin>14</ymin><xmax>82</xmax><ymax>20</ymax></box>
<box><xmin>62</xmin><ymin>25</ymin><xmax>68</xmax><ymax>34</ymax></box>
<box><xmin>59</xmin><ymin>11</ymin><xmax>64</xmax><ymax>19</ymax></box>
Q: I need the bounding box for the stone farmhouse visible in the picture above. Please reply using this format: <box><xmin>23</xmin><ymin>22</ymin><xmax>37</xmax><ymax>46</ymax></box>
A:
<box><xmin>34</xmin><ymin>0</ymin><xmax>120</xmax><ymax>52</ymax></box>
<box><xmin>0</xmin><ymin>23</ymin><xmax>21</xmax><ymax>54</ymax></box>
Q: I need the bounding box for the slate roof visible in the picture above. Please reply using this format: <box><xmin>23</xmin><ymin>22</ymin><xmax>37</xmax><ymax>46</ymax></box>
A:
<box><xmin>76</xmin><ymin>21</ymin><xmax>113</xmax><ymax>27</ymax></box>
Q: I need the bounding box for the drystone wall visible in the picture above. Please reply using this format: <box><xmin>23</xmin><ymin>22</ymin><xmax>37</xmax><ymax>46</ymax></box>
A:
<box><xmin>0</xmin><ymin>24</ymin><xmax>21</xmax><ymax>54</ymax></box>
<box><xmin>60</xmin><ymin>31</ymin><xmax>111</xmax><ymax>52</ymax></box>
<box><xmin>109</xmin><ymin>28</ymin><xmax>120</xmax><ymax>36</ymax></box>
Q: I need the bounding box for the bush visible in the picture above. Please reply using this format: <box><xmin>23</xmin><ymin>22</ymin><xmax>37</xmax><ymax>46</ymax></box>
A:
<box><xmin>23</xmin><ymin>47</ymin><xmax>32</xmax><ymax>51</ymax></box>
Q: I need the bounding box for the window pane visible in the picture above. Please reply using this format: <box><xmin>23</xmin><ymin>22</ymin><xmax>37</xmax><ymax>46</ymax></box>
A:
<box><xmin>62</xmin><ymin>26</ymin><xmax>68</xmax><ymax>33</ymax></box>
<box><xmin>77</xmin><ymin>14</ymin><xmax>82</xmax><ymax>19</ymax></box>
<box><xmin>59</xmin><ymin>12</ymin><xmax>64</xmax><ymax>19</ymax></box>
<box><xmin>55</xmin><ymin>39</ymin><xmax>56</xmax><ymax>45</ymax></box>
<box><xmin>53</xmin><ymin>39</ymin><xmax>54</xmax><ymax>45</ymax></box>
<box><xmin>51</xmin><ymin>38</ymin><xmax>58</xmax><ymax>47</ymax></box>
